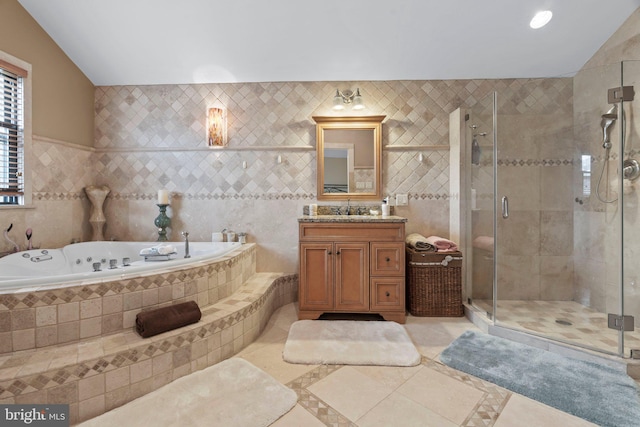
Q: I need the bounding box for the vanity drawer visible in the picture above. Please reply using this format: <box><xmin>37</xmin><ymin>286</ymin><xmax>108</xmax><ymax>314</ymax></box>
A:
<box><xmin>370</xmin><ymin>242</ymin><xmax>405</xmax><ymax>276</ymax></box>
<box><xmin>299</xmin><ymin>223</ymin><xmax>404</xmax><ymax>241</ymax></box>
<box><xmin>370</xmin><ymin>277</ymin><xmax>404</xmax><ymax>311</ymax></box>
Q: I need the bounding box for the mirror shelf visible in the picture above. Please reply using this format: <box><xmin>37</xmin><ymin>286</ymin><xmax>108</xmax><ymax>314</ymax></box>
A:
<box><xmin>313</xmin><ymin>115</ymin><xmax>385</xmax><ymax>201</ymax></box>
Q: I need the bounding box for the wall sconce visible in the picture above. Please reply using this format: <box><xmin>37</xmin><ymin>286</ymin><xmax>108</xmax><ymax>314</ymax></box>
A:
<box><xmin>418</xmin><ymin>153</ymin><xmax>424</xmax><ymax>162</ymax></box>
<box><xmin>332</xmin><ymin>88</ymin><xmax>365</xmax><ymax>111</ymax></box>
<box><xmin>207</xmin><ymin>107</ymin><xmax>227</xmax><ymax>147</ymax></box>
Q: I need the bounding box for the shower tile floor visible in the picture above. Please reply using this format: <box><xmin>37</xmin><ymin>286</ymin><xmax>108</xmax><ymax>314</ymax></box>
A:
<box><xmin>471</xmin><ymin>299</ymin><xmax>640</xmax><ymax>355</ymax></box>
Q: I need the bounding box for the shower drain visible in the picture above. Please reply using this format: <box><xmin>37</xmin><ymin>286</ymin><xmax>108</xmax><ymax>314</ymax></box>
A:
<box><xmin>555</xmin><ymin>319</ymin><xmax>572</xmax><ymax>326</ymax></box>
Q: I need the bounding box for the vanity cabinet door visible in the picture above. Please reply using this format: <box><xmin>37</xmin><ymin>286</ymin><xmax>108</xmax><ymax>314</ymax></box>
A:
<box><xmin>334</xmin><ymin>242</ymin><xmax>369</xmax><ymax>311</ymax></box>
<box><xmin>299</xmin><ymin>243</ymin><xmax>334</xmax><ymax>311</ymax></box>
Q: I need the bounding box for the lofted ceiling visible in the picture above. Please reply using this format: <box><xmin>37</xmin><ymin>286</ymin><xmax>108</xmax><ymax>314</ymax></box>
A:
<box><xmin>17</xmin><ymin>0</ymin><xmax>640</xmax><ymax>86</ymax></box>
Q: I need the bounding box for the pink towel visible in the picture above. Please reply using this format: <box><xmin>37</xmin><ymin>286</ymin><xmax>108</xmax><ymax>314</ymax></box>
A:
<box><xmin>473</xmin><ymin>236</ymin><xmax>494</xmax><ymax>252</ymax></box>
<box><xmin>425</xmin><ymin>235</ymin><xmax>458</xmax><ymax>252</ymax></box>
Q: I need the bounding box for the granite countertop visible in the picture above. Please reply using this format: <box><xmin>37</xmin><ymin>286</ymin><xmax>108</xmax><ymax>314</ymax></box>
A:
<box><xmin>298</xmin><ymin>215</ymin><xmax>407</xmax><ymax>223</ymax></box>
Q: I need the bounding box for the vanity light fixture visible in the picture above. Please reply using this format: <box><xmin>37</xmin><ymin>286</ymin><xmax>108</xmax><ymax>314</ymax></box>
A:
<box><xmin>332</xmin><ymin>88</ymin><xmax>365</xmax><ymax>111</ymax></box>
<box><xmin>530</xmin><ymin>10</ymin><xmax>552</xmax><ymax>29</ymax></box>
<box><xmin>207</xmin><ymin>107</ymin><xmax>227</xmax><ymax>147</ymax></box>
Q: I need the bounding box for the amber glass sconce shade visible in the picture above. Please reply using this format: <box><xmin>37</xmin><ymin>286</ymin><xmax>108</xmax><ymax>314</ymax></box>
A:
<box><xmin>207</xmin><ymin>107</ymin><xmax>227</xmax><ymax>147</ymax></box>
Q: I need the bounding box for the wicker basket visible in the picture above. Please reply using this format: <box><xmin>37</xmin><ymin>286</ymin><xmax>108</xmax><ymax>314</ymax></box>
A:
<box><xmin>406</xmin><ymin>247</ymin><xmax>464</xmax><ymax>317</ymax></box>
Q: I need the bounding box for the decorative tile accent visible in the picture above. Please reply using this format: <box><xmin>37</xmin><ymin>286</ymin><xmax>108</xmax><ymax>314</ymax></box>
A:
<box><xmin>0</xmin><ymin>245</ymin><xmax>256</xmax><ymax>354</ymax></box>
<box><xmin>0</xmin><ymin>272</ymin><xmax>298</xmax><ymax>425</ymax></box>
<box><xmin>497</xmin><ymin>159</ymin><xmax>574</xmax><ymax>166</ymax></box>
<box><xmin>287</xmin><ymin>365</ymin><xmax>355</xmax><ymax>427</ymax></box>
<box><xmin>425</xmin><ymin>358</ymin><xmax>511</xmax><ymax>427</ymax></box>
<box><xmin>284</xmin><ymin>355</ymin><xmax>512</xmax><ymax>427</ymax></box>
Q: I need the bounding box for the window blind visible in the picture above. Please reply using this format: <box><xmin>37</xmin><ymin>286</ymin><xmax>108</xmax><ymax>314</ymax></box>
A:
<box><xmin>0</xmin><ymin>63</ymin><xmax>24</xmax><ymax>204</ymax></box>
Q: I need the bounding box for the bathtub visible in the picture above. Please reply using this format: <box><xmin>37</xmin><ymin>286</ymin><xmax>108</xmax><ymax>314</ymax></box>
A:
<box><xmin>0</xmin><ymin>241</ymin><xmax>241</xmax><ymax>293</ymax></box>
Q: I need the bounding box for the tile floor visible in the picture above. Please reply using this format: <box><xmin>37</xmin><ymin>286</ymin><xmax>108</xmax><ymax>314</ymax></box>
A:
<box><xmin>236</xmin><ymin>303</ymin><xmax>597</xmax><ymax>426</ymax></box>
<box><xmin>472</xmin><ymin>300</ymin><xmax>640</xmax><ymax>356</ymax></box>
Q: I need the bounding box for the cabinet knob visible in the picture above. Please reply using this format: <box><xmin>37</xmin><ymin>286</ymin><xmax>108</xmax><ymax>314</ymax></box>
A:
<box><xmin>385</xmin><ymin>292</ymin><xmax>391</xmax><ymax>297</ymax></box>
<box><xmin>336</xmin><ymin>251</ymin><xmax>341</xmax><ymax>255</ymax></box>
<box><xmin>328</xmin><ymin>251</ymin><xmax>332</xmax><ymax>255</ymax></box>
<box><xmin>385</xmin><ymin>257</ymin><xmax>391</xmax><ymax>262</ymax></box>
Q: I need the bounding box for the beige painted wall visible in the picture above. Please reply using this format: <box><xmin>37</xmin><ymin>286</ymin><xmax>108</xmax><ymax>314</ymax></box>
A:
<box><xmin>0</xmin><ymin>0</ymin><xmax>94</xmax><ymax>146</ymax></box>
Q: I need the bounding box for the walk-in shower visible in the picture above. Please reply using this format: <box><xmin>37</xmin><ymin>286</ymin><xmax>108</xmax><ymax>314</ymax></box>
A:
<box><xmin>463</xmin><ymin>60</ymin><xmax>640</xmax><ymax>362</ymax></box>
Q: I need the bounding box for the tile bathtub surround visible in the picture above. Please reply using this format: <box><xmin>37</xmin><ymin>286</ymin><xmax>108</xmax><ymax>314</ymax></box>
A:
<box><xmin>0</xmin><ymin>272</ymin><xmax>298</xmax><ymax>425</ymax></box>
<box><xmin>0</xmin><ymin>244</ymin><xmax>256</xmax><ymax>355</ymax></box>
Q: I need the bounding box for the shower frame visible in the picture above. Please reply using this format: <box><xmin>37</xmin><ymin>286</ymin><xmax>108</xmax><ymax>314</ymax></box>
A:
<box><xmin>456</xmin><ymin>61</ymin><xmax>640</xmax><ymax>360</ymax></box>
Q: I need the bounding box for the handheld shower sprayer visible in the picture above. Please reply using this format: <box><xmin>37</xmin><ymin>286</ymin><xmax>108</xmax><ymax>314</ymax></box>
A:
<box><xmin>595</xmin><ymin>103</ymin><xmax>640</xmax><ymax>203</ymax></box>
<box><xmin>601</xmin><ymin>105</ymin><xmax>617</xmax><ymax>149</ymax></box>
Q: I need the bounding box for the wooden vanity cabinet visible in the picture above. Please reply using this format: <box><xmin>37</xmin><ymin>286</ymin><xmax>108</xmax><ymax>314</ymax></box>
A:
<box><xmin>298</xmin><ymin>221</ymin><xmax>406</xmax><ymax>323</ymax></box>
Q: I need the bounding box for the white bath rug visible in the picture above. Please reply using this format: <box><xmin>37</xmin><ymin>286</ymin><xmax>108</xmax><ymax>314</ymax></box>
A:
<box><xmin>283</xmin><ymin>320</ymin><xmax>421</xmax><ymax>366</ymax></box>
<box><xmin>77</xmin><ymin>358</ymin><xmax>297</xmax><ymax>427</ymax></box>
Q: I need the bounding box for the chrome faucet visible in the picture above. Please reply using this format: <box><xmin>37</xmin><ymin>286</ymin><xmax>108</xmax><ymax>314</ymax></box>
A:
<box><xmin>181</xmin><ymin>231</ymin><xmax>191</xmax><ymax>258</ymax></box>
<box><xmin>346</xmin><ymin>198</ymin><xmax>351</xmax><ymax>215</ymax></box>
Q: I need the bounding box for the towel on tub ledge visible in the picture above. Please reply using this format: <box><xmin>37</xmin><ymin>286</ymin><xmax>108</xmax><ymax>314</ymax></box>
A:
<box><xmin>423</xmin><ymin>235</ymin><xmax>459</xmax><ymax>252</ymax></box>
<box><xmin>135</xmin><ymin>301</ymin><xmax>202</xmax><ymax>338</ymax></box>
<box><xmin>405</xmin><ymin>233</ymin><xmax>436</xmax><ymax>252</ymax></box>
<box><xmin>139</xmin><ymin>244</ymin><xmax>177</xmax><ymax>256</ymax></box>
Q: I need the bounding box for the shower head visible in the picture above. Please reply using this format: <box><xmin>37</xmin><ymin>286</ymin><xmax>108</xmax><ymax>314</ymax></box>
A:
<box><xmin>601</xmin><ymin>105</ymin><xmax>618</xmax><ymax>149</ymax></box>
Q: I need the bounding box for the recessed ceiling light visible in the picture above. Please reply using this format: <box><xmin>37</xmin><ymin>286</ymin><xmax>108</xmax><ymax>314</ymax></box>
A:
<box><xmin>530</xmin><ymin>10</ymin><xmax>553</xmax><ymax>29</ymax></box>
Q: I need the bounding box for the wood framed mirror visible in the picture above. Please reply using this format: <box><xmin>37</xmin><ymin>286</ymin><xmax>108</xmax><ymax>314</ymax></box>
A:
<box><xmin>313</xmin><ymin>115</ymin><xmax>385</xmax><ymax>201</ymax></box>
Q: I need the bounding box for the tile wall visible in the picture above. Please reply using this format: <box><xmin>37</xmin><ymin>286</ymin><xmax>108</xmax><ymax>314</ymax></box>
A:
<box><xmin>466</xmin><ymin>78</ymin><xmax>575</xmax><ymax>302</ymax></box>
<box><xmin>3</xmin><ymin>76</ymin><xmax>584</xmax><ymax>282</ymax></box>
<box><xmin>90</xmin><ymin>78</ymin><xmax>577</xmax><ymax>275</ymax></box>
<box><xmin>572</xmin><ymin>8</ymin><xmax>640</xmax><ymax>321</ymax></box>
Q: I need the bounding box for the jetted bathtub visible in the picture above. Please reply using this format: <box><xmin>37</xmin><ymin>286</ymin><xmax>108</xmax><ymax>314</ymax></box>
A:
<box><xmin>0</xmin><ymin>241</ymin><xmax>241</xmax><ymax>293</ymax></box>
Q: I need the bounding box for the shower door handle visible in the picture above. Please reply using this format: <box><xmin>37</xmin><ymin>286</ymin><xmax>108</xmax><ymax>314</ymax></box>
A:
<box><xmin>501</xmin><ymin>196</ymin><xmax>509</xmax><ymax>219</ymax></box>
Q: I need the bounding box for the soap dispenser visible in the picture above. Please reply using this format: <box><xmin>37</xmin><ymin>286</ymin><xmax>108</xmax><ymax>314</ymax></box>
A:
<box><xmin>381</xmin><ymin>197</ymin><xmax>390</xmax><ymax>217</ymax></box>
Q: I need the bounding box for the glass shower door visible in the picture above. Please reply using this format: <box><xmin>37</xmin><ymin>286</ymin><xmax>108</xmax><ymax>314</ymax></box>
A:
<box><xmin>622</xmin><ymin>59</ymin><xmax>640</xmax><ymax>357</ymax></box>
<box><xmin>493</xmin><ymin>66</ymin><xmax>625</xmax><ymax>356</ymax></box>
<box><xmin>467</xmin><ymin>92</ymin><xmax>496</xmax><ymax>319</ymax></box>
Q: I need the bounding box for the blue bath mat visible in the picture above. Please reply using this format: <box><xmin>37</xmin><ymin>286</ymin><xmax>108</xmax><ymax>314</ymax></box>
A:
<box><xmin>440</xmin><ymin>330</ymin><xmax>640</xmax><ymax>427</ymax></box>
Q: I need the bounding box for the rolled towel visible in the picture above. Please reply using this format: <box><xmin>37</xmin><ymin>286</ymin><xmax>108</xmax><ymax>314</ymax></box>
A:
<box><xmin>405</xmin><ymin>233</ymin><xmax>436</xmax><ymax>252</ymax></box>
<box><xmin>424</xmin><ymin>235</ymin><xmax>458</xmax><ymax>252</ymax></box>
<box><xmin>135</xmin><ymin>301</ymin><xmax>202</xmax><ymax>338</ymax></box>
<box><xmin>139</xmin><ymin>244</ymin><xmax>177</xmax><ymax>256</ymax></box>
<box><xmin>473</xmin><ymin>236</ymin><xmax>494</xmax><ymax>253</ymax></box>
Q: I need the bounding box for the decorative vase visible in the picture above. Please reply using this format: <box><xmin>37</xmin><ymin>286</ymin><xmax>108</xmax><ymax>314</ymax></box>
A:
<box><xmin>84</xmin><ymin>185</ymin><xmax>110</xmax><ymax>241</ymax></box>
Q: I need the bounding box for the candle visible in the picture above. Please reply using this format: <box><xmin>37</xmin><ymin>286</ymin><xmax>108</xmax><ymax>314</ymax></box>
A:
<box><xmin>158</xmin><ymin>189</ymin><xmax>169</xmax><ymax>205</ymax></box>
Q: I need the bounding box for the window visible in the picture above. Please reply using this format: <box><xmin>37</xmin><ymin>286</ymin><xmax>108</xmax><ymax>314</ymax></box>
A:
<box><xmin>0</xmin><ymin>59</ymin><xmax>26</xmax><ymax>205</ymax></box>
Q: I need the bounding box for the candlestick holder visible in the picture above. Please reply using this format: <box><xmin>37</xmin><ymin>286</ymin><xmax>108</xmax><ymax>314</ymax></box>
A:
<box><xmin>154</xmin><ymin>204</ymin><xmax>171</xmax><ymax>241</ymax></box>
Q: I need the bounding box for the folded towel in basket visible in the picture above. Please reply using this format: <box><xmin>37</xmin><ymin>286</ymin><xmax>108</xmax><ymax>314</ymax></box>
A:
<box><xmin>135</xmin><ymin>301</ymin><xmax>202</xmax><ymax>338</ymax></box>
<box><xmin>139</xmin><ymin>244</ymin><xmax>177</xmax><ymax>256</ymax></box>
<box><xmin>405</xmin><ymin>233</ymin><xmax>436</xmax><ymax>252</ymax></box>
<box><xmin>424</xmin><ymin>235</ymin><xmax>458</xmax><ymax>252</ymax></box>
